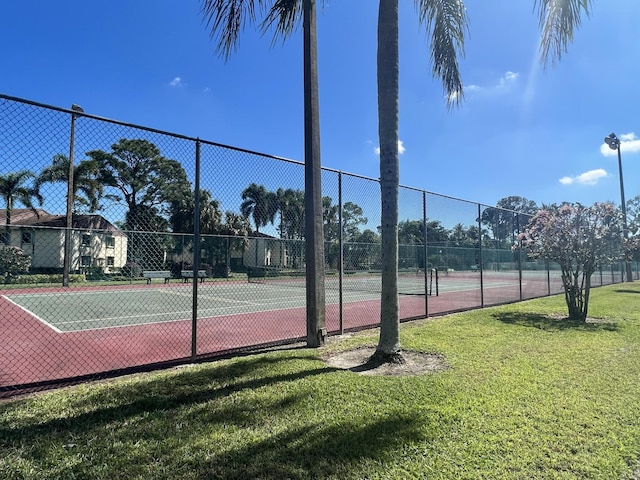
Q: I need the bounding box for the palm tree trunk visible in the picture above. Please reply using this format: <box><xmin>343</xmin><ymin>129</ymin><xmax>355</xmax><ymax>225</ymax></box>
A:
<box><xmin>303</xmin><ymin>0</ymin><xmax>326</xmax><ymax>347</ymax></box>
<box><xmin>374</xmin><ymin>0</ymin><xmax>402</xmax><ymax>360</ymax></box>
<box><xmin>4</xmin><ymin>196</ymin><xmax>13</xmax><ymax>245</ymax></box>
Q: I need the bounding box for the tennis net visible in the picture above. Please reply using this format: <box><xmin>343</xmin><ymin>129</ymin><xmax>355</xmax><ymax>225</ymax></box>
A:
<box><xmin>247</xmin><ymin>267</ymin><xmax>439</xmax><ymax>296</ymax></box>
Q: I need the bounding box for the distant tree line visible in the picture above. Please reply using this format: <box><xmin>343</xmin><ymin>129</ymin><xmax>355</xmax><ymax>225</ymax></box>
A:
<box><xmin>2</xmin><ymin>140</ymin><xmax>640</xmax><ymax>274</ymax></box>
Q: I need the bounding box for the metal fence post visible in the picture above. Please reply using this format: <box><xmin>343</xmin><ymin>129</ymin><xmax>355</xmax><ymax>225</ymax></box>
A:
<box><xmin>62</xmin><ymin>105</ymin><xmax>82</xmax><ymax>287</ymax></box>
<box><xmin>423</xmin><ymin>191</ymin><xmax>428</xmax><ymax>316</ymax></box>
<box><xmin>517</xmin><ymin>214</ymin><xmax>523</xmax><ymax>301</ymax></box>
<box><xmin>338</xmin><ymin>171</ymin><xmax>344</xmax><ymax>335</ymax></box>
<box><xmin>478</xmin><ymin>204</ymin><xmax>484</xmax><ymax>308</ymax></box>
<box><xmin>191</xmin><ymin>139</ymin><xmax>201</xmax><ymax>360</ymax></box>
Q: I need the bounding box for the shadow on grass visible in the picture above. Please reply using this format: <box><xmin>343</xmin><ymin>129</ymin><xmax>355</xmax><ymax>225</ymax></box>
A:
<box><xmin>614</xmin><ymin>289</ymin><xmax>640</xmax><ymax>295</ymax></box>
<box><xmin>0</xmin><ymin>351</ymin><xmax>445</xmax><ymax>479</ymax></box>
<box><xmin>0</xmin><ymin>353</ymin><xmax>338</xmax><ymax>441</ymax></box>
<box><xmin>493</xmin><ymin>312</ymin><xmax>618</xmax><ymax>332</ymax></box>
<box><xmin>207</xmin><ymin>412</ymin><xmax>431</xmax><ymax>479</ymax></box>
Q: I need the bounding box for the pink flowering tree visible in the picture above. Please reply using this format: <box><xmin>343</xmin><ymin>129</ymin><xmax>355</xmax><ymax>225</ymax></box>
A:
<box><xmin>519</xmin><ymin>202</ymin><xmax>622</xmax><ymax>321</ymax></box>
<box><xmin>627</xmin><ymin>195</ymin><xmax>640</xmax><ymax>263</ymax></box>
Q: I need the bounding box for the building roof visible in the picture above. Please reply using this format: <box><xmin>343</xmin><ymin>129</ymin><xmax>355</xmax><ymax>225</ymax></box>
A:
<box><xmin>0</xmin><ymin>209</ymin><xmax>126</xmax><ymax>236</ymax></box>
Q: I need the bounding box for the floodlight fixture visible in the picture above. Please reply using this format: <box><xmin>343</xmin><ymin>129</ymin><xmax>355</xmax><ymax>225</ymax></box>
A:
<box><xmin>605</xmin><ymin>133</ymin><xmax>620</xmax><ymax>150</ymax></box>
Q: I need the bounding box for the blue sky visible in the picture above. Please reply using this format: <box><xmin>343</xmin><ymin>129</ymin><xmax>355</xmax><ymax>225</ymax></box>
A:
<box><xmin>2</xmin><ymin>0</ymin><xmax>639</xmax><ymax>218</ymax></box>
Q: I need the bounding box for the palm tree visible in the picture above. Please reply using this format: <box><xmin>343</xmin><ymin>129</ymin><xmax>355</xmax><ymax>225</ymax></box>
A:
<box><xmin>202</xmin><ymin>0</ymin><xmax>327</xmax><ymax>347</ymax></box>
<box><xmin>373</xmin><ymin>0</ymin><xmax>591</xmax><ymax>363</ymax></box>
<box><xmin>170</xmin><ymin>188</ymin><xmax>222</xmax><ymax>235</ymax></box>
<box><xmin>204</xmin><ymin>0</ymin><xmax>592</xmax><ymax>359</ymax></box>
<box><xmin>240</xmin><ymin>183</ymin><xmax>277</xmax><ymax>235</ymax></box>
<box><xmin>37</xmin><ymin>154</ymin><xmax>103</xmax><ymax>213</ymax></box>
<box><xmin>0</xmin><ymin>170</ymin><xmax>43</xmax><ymax>244</ymax></box>
<box><xmin>276</xmin><ymin>188</ymin><xmax>305</xmax><ymax>240</ymax></box>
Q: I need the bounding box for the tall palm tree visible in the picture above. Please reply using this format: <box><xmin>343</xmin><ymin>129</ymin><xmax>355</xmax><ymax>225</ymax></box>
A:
<box><xmin>170</xmin><ymin>188</ymin><xmax>222</xmax><ymax>235</ymax></box>
<box><xmin>241</xmin><ymin>183</ymin><xmax>278</xmax><ymax>235</ymax></box>
<box><xmin>241</xmin><ymin>183</ymin><xmax>278</xmax><ymax>268</ymax></box>
<box><xmin>374</xmin><ymin>0</ymin><xmax>591</xmax><ymax>362</ymax></box>
<box><xmin>202</xmin><ymin>0</ymin><xmax>327</xmax><ymax>347</ymax></box>
<box><xmin>277</xmin><ymin>188</ymin><xmax>305</xmax><ymax>240</ymax></box>
<box><xmin>217</xmin><ymin>211</ymin><xmax>252</xmax><ymax>269</ymax></box>
<box><xmin>37</xmin><ymin>154</ymin><xmax>103</xmax><ymax>213</ymax></box>
<box><xmin>0</xmin><ymin>170</ymin><xmax>43</xmax><ymax>245</ymax></box>
<box><xmin>204</xmin><ymin>0</ymin><xmax>592</xmax><ymax>359</ymax></box>
<box><xmin>275</xmin><ymin>188</ymin><xmax>306</xmax><ymax>267</ymax></box>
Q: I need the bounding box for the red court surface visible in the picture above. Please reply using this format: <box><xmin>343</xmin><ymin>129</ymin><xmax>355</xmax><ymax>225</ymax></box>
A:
<box><xmin>0</xmin><ymin>273</ymin><xmax>568</xmax><ymax>395</ymax></box>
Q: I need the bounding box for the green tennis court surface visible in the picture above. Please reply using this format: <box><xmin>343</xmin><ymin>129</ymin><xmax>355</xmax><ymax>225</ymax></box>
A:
<box><xmin>3</xmin><ymin>283</ymin><xmax>376</xmax><ymax>333</ymax></box>
<box><xmin>4</xmin><ymin>273</ymin><xmax>516</xmax><ymax>333</ymax></box>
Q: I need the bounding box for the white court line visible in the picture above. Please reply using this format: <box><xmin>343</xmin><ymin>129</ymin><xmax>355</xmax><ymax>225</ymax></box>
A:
<box><xmin>4</xmin><ymin>283</ymin><xmax>377</xmax><ymax>334</ymax></box>
<box><xmin>4</xmin><ymin>287</ymin><xmax>175</xmax><ymax>299</ymax></box>
<box><xmin>51</xmin><ymin>294</ymin><xmax>309</xmax><ymax>330</ymax></box>
<box><xmin>56</xmin><ymin>301</ymin><xmax>314</xmax><ymax>333</ymax></box>
<box><xmin>159</xmin><ymin>288</ymin><xmax>259</xmax><ymax>305</ymax></box>
<box><xmin>2</xmin><ymin>294</ymin><xmax>63</xmax><ymax>333</ymax></box>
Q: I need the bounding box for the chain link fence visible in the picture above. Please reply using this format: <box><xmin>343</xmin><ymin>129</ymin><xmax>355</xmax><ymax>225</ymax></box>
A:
<box><xmin>1</xmin><ymin>93</ymin><xmax>638</xmax><ymax>396</ymax></box>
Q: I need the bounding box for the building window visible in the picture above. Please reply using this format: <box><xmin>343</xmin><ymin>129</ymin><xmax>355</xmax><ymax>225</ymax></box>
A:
<box><xmin>81</xmin><ymin>256</ymin><xmax>91</xmax><ymax>267</ymax></box>
<box><xmin>21</xmin><ymin>231</ymin><xmax>32</xmax><ymax>244</ymax></box>
<box><xmin>81</xmin><ymin>234</ymin><xmax>91</xmax><ymax>246</ymax></box>
<box><xmin>107</xmin><ymin>256</ymin><xmax>115</xmax><ymax>267</ymax></box>
<box><xmin>106</xmin><ymin>235</ymin><xmax>115</xmax><ymax>248</ymax></box>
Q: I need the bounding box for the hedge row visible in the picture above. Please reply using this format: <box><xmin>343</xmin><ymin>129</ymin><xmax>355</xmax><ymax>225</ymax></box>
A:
<box><xmin>5</xmin><ymin>274</ymin><xmax>86</xmax><ymax>285</ymax></box>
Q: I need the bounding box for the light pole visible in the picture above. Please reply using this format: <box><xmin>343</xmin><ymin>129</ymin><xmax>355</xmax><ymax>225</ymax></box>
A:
<box><xmin>604</xmin><ymin>133</ymin><xmax>634</xmax><ymax>282</ymax></box>
<box><xmin>62</xmin><ymin>104</ymin><xmax>83</xmax><ymax>287</ymax></box>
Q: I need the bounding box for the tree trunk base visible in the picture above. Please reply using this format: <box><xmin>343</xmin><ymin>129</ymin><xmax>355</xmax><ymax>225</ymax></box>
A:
<box><xmin>367</xmin><ymin>349</ymin><xmax>406</xmax><ymax>366</ymax></box>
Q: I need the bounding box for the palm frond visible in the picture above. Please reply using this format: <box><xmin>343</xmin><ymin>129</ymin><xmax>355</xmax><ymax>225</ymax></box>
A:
<box><xmin>416</xmin><ymin>0</ymin><xmax>468</xmax><ymax>109</ymax></box>
<box><xmin>535</xmin><ymin>0</ymin><xmax>591</xmax><ymax>67</ymax></box>
<box><xmin>200</xmin><ymin>0</ymin><xmax>269</xmax><ymax>60</ymax></box>
<box><xmin>260</xmin><ymin>0</ymin><xmax>303</xmax><ymax>46</ymax></box>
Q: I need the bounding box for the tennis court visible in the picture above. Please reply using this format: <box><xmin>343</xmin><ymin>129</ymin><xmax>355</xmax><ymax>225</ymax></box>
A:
<box><xmin>0</xmin><ymin>271</ymin><xmax>557</xmax><ymax>391</ymax></box>
<box><xmin>4</xmin><ymin>282</ymin><xmax>379</xmax><ymax>333</ymax></box>
<box><xmin>3</xmin><ymin>271</ymin><xmax>526</xmax><ymax>334</ymax></box>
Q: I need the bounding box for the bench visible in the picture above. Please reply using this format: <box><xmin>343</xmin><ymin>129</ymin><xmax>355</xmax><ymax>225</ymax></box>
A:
<box><xmin>181</xmin><ymin>270</ymin><xmax>206</xmax><ymax>283</ymax></box>
<box><xmin>143</xmin><ymin>271</ymin><xmax>171</xmax><ymax>284</ymax></box>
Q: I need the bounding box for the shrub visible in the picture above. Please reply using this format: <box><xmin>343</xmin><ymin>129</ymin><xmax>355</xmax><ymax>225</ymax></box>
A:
<box><xmin>86</xmin><ymin>266</ymin><xmax>106</xmax><ymax>280</ymax></box>
<box><xmin>170</xmin><ymin>261</ymin><xmax>190</xmax><ymax>278</ymax></box>
<box><xmin>5</xmin><ymin>274</ymin><xmax>86</xmax><ymax>285</ymax></box>
<box><xmin>212</xmin><ymin>262</ymin><xmax>230</xmax><ymax>278</ymax></box>
<box><xmin>0</xmin><ymin>246</ymin><xmax>31</xmax><ymax>283</ymax></box>
<box><xmin>121</xmin><ymin>262</ymin><xmax>142</xmax><ymax>278</ymax></box>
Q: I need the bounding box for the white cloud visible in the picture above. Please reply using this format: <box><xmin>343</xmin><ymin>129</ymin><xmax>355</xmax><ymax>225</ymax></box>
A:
<box><xmin>600</xmin><ymin>132</ymin><xmax>640</xmax><ymax>156</ymax></box>
<box><xmin>169</xmin><ymin>76</ymin><xmax>184</xmax><ymax>87</ymax></box>
<box><xmin>504</xmin><ymin>71</ymin><xmax>519</xmax><ymax>82</ymax></box>
<box><xmin>374</xmin><ymin>139</ymin><xmax>405</xmax><ymax>156</ymax></box>
<box><xmin>559</xmin><ymin>169</ymin><xmax>608</xmax><ymax>186</ymax></box>
<box><xmin>447</xmin><ymin>71</ymin><xmax>519</xmax><ymax>101</ymax></box>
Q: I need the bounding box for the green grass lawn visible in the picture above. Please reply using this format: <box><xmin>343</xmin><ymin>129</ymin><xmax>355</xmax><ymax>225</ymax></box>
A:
<box><xmin>2</xmin><ymin>283</ymin><xmax>640</xmax><ymax>479</ymax></box>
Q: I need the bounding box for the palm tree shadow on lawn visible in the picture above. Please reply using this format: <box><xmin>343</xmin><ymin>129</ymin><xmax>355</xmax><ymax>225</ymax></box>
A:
<box><xmin>0</xmin><ymin>353</ymin><xmax>446</xmax><ymax>479</ymax></box>
<box><xmin>493</xmin><ymin>312</ymin><xmax>619</xmax><ymax>332</ymax></box>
